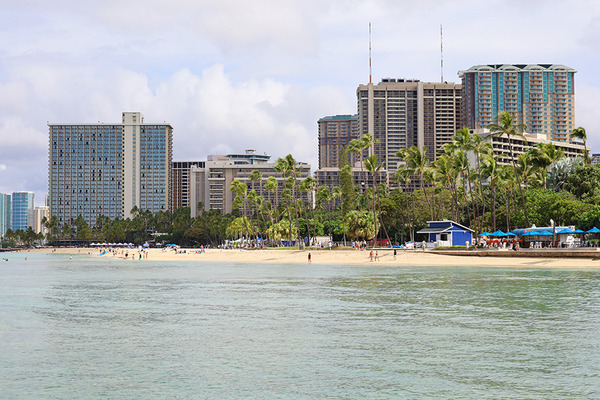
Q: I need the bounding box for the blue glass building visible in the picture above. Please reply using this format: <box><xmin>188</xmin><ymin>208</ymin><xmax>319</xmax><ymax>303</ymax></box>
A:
<box><xmin>11</xmin><ymin>191</ymin><xmax>34</xmax><ymax>231</ymax></box>
<box><xmin>0</xmin><ymin>193</ymin><xmax>11</xmax><ymax>237</ymax></box>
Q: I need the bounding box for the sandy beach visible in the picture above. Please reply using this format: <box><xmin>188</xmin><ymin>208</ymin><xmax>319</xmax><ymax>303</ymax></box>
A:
<box><xmin>15</xmin><ymin>246</ymin><xmax>600</xmax><ymax>268</ymax></box>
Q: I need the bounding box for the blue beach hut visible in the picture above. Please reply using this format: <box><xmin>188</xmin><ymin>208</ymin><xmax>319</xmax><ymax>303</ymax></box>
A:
<box><xmin>417</xmin><ymin>220</ymin><xmax>474</xmax><ymax>247</ymax></box>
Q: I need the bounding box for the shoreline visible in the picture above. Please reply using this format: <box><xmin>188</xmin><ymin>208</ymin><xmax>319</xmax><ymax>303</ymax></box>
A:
<box><xmin>12</xmin><ymin>247</ymin><xmax>600</xmax><ymax>268</ymax></box>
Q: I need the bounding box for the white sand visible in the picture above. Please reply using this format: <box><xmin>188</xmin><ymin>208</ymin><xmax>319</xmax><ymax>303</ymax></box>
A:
<box><xmin>19</xmin><ymin>247</ymin><xmax>600</xmax><ymax>268</ymax></box>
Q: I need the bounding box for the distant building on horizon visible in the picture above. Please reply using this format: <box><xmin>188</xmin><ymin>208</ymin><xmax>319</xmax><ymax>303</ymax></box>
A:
<box><xmin>48</xmin><ymin>112</ymin><xmax>173</xmax><ymax>227</ymax></box>
<box><xmin>317</xmin><ymin>115</ymin><xmax>359</xmax><ymax>169</ymax></box>
<box><xmin>11</xmin><ymin>191</ymin><xmax>34</xmax><ymax>231</ymax></box>
<box><xmin>459</xmin><ymin>64</ymin><xmax>576</xmax><ymax>141</ymax></box>
<box><xmin>0</xmin><ymin>193</ymin><xmax>11</xmax><ymax>237</ymax></box>
<box><xmin>32</xmin><ymin>206</ymin><xmax>49</xmax><ymax>236</ymax></box>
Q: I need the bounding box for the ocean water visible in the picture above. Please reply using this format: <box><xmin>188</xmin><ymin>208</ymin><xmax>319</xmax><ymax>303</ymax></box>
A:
<box><xmin>1</xmin><ymin>253</ymin><xmax>600</xmax><ymax>399</ymax></box>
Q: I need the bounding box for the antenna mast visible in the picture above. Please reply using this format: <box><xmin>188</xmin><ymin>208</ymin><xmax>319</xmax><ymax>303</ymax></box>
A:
<box><xmin>440</xmin><ymin>24</ymin><xmax>444</xmax><ymax>82</ymax></box>
<box><xmin>369</xmin><ymin>23</ymin><xmax>372</xmax><ymax>84</ymax></box>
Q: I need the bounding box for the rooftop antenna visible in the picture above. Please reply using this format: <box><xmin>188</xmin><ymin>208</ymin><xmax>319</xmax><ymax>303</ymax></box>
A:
<box><xmin>369</xmin><ymin>22</ymin><xmax>372</xmax><ymax>84</ymax></box>
<box><xmin>440</xmin><ymin>24</ymin><xmax>444</xmax><ymax>82</ymax></box>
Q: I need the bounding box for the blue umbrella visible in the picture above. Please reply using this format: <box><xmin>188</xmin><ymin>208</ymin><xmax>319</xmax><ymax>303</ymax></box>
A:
<box><xmin>586</xmin><ymin>227</ymin><xmax>600</xmax><ymax>233</ymax></box>
<box><xmin>504</xmin><ymin>232</ymin><xmax>517</xmax><ymax>237</ymax></box>
<box><xmin>490</xmin><ymin>230</ymin><xmax>506</xmax><ymax>237</ymax></box>
<box><xmin>572</xmin><ymin>229</ymin><xmax>585</xmax><ymax>234</ymax></box>
<box><xmin>556</xmin><ymin>228</ymin><xmax>573</xmax><ymax>234</ymax></box>
<box><xmin>478</xmin><ymin>232</ymin><xmax>491</xmax><ymax>236</ymax></box>
<box><xmin>521</xmin><ymin>231</ymin><xmax>537</xmax><ymax>236</ymax></box>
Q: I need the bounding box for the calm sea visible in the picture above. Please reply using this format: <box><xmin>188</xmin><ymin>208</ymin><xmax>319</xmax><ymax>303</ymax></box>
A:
<box><xmin>1</xmin><ymin>253</ymin><xmax>599</xmax><ymax>399</ymax></box>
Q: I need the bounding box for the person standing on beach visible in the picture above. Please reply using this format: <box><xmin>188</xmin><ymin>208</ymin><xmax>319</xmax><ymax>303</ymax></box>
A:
<box><xmin>308</xmin><ymin>253</ymin><xmax>311</xmax><ymax>263</ymax></box>
<box><xmin>369</xmin><ymin>251</ymin><xmax>373</xmax><ymax>262</ymax></box>
<box><xmin>393</xmin><ymin>249</ymin><xmax>397</xmax><ymax>260</ymax></box>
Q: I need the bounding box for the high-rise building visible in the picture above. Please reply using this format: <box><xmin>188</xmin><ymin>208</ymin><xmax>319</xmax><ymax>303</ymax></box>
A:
<box><xmin>170</xmin><ymin>161</ymin><xmax>206</xmax><ymax>212</ymax></box>
<box><xmin>32</xmin><ymin>206</ymin><xmax>50</xmax><ymax>235</ymax></box>
<box><xmin>11</xmin><ymin>191</ymin><xmax>34</xmax><ymax>231</ymax></box>
<box><xmin>0</xmin><ymin>193</ymin><xmax>11</xmax><ymax>237</ymax></box>
<box><xmin>318</xmin><ymin>115</ymin><xmax>359</xmax><ymax>169</ymax></box>
<box><xmin>189</xmin><ymin>150</ymin><xmax>310</xmax><ymax>217</ymax></box>
<box><xmin>49</xmin><ymin>112</ymin><xmax>173</xmax><ymax>227</ymax></box>
<box><xmin>459</xmin><ymin>64</ymin><xmax>576</xmax><ymax>141</ymax></box>
<box><xmin>356</xmin><ymin>79</ymin><xmax>462</xmax><ymax>174</ymax></box>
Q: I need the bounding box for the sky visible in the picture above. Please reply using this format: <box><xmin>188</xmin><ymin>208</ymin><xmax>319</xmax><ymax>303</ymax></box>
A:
<box><xmin>1</xmin><ymin>0</ymin><xmax>600</xmax><ymax>206</ymax></box>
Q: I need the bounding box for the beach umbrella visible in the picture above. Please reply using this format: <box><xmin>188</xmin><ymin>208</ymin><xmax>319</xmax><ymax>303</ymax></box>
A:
<box><xmin>490</xmin><ymin>230</ymin><xmax>506</xmax><ymax>237</ymax></box>
<box><xmin>521</xmin><ymin>231</ymin><xmax>537</xmax><ymax>236</ymax></box>
<box><xmin>572</xmin><ymin>229</ymin><xmax>585</xmax><ymax>234</ymax></box>
<box><xmin>478</xmin><ymin>232</ymin><xmax>491</xmax><ymax>236</ymax></box>
<box><xmin>586</xmin><ymin>227</ymin><xmax>600</xmax><ymax>233</ymax></box>
<box><xmin>556</xmin><ymin>228</ymin><xmax>573</xmax><ymax>234</ymax></box>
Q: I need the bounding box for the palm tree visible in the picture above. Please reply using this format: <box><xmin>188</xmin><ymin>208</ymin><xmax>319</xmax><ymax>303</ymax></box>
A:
<box><xmin>470</xmin><ymin>133</ymin><xmax>493</xmax><ymax>231</ymax></box>
<box><xmin>447</xmin><ymin>128</ymin><xmax>479</xmax><ymax>227</ymax></box>
<box><xmin>348</xmin><ymin>133</ymin><xmax>377</xmax><ymax>193</ymax></box>
<box><xmin>364</xmin><ymin>154</ymin><xmax>382</xmax><ymax>247</ymax></box>
<box><xmin>487</xmin><ymin>111</ymin><xmax>530</xmax><ymax>226</ymax></box>
<box><xmin>264</xmin><ymin>176</ymin><xmax>279</xmax><ymax>222</ymax></box>
<box><xmin>569</xmin><ymin>127</ymin><xmax>589</xmax><ymax>166</ymax></box>
<box><xmin>249</xmin><ymin>170</ymin><xmax>263</xmax><ymax>198</ymax></box>
<box><xmin>529</xmin><ymin>142</ymin><xmax>565</xmax><ymax>189</ymax></box>
<box><xmin>431</xmin><ymin>154</ymin><xmax>459</xmax><ymax>221</ymax></box>
<box><xmin>394</xmin><ymin>164</ymin><xmax>415</xmax><ymax>242</ymax></box>
<box><xmin>481</xmin><ymin>154</ymin><xmax>501</xmax><ymax>232</ymax></box>
<box><xmin>397</xmin><ymin>146</ymin><xmax>433</xmax><ymax>220</ymax></box>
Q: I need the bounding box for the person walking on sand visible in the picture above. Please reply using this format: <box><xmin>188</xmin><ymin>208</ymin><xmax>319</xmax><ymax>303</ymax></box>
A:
<box><xmin>369</xmin><ymin>251</ymin><xmax>374</xmax><ymax>262</ymax></box>
<box><xmin>308</xmin><ymin>252</ymin><xmax>312</xmax><ymax>263</ymax></box>
<box><xmin>375</xmin><ymin>251</ymin><xmax>379</xmax><ymax>261</ymax></box>
<box><xmin>393</xmin><ymin>249</ymin><xmax>397</xmax><ymax>260</ymax></box>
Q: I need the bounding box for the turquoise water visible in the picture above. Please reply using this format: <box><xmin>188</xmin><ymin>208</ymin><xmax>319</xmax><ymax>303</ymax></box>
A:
<box><xmin>1</xmin><ymin>253</ymin><xmax>600</xmax><ymax>399</ymax></box>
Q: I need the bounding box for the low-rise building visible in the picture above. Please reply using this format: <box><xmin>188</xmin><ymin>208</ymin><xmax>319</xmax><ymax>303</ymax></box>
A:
<box><xmin>189</xmin><ymin>150</ymin><xmax>311</xmax><ymax>217</ymax></box>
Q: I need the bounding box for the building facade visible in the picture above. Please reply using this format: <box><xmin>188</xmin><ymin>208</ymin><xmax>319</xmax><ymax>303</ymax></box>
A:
<box><xmin>49</xmin><ymin>112</ymin><xmax>172</xmax><ymax>227</ymax></box>
<box><xmin>169</xmin><ymin>161</ymin><xmax>205</xmax><ymax>212</ymax></box>
<box><xmin>32</xmin><ymin>206</ymin><xmax>50</xmax><ymax>235</ymax></box>
<box><xmin>356</xmin><ymin>79</ymin><xmax>462</xmax><ymax>173</ymax></box>
<box><xmin>460</xmin><ymin>64</ymin><xmax>576</xmax><ymax>141</ymax></box>
<box><xmin>318</xmin><ymin>115</ymin><xmax>359</xmax><ymax>169</ymax></box>
<box><xmin>11</xmin><ymin>191</ymin><xmax>34</xmax><ymax>231</ymax></box>
<box><xmin>0</xmin><ymin>193</ymin><xmax>10</xmax><ymax>237</ymax></box>
<box><xmin>189</xmin><ymin>150</ymin><xmax>311</xmax><ymax>217</ymax></box>
<box><xmin>475</xmin><ymin>131</ymin><xmax>588</xmax><ymax>166</ymax></box>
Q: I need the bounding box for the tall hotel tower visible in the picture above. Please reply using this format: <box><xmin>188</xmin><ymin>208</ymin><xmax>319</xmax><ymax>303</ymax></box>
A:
<box><xmin>49</xmin><ymin>112</ymin><xmax>173</xmax><ymax>227</ymax></box>
<box><xmin>459</xmin><ymin>64</ymin><xmax>576</xmax><ymax>141</ymax></box>
<box><xmin>356</xmin><ymin>79</ymin><xmax>462</xmax><ymax>173</ymax></box>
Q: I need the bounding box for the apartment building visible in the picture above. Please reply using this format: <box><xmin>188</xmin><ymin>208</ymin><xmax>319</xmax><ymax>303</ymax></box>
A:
<box><xmin>49</xmin><ymin>112</ymin><xmax>172</xmax><ymax>227</ymax></box>
<box><xmin>318</xmin><ymin>115</ymin><xmax>359</xmax><ymax>169</ymax></box>
<box><xmin>356</xmin><ymin>79</ymin><xmax>462</xmax><ymax>172</ymax></box>
<box><xmin>460</xmin><ymin>64</ymin><xmax>576</xmax><ymax>141</ymax></box>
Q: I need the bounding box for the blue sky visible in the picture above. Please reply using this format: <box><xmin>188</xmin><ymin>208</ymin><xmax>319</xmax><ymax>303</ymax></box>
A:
<box><xmin>1</xmin><ymin>0</ymin><xmax>600</xmax><ymax>205</ymax></box>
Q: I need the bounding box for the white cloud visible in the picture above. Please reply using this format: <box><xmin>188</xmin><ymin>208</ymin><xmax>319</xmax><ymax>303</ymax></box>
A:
<box><xmin>1</xmin><ymin>0</ymin><xmax>600</xmax><ymax>201</ymax></box>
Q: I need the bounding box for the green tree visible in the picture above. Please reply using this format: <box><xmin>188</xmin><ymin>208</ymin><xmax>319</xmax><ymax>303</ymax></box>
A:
<box><xmin>569</xmin><ymin>127</ymin><xmax>589</xmax><ymax>166</ymax></box>
<box><xmin>487</xmin><ymin>110</ymin><xmax>530</xmax><ymax>226</ymax></box>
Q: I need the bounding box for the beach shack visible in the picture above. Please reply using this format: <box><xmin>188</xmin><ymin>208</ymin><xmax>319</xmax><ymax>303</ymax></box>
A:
<box><xmin>417</xmin><ymin>220</ymin><xmax>474</xmax><ymax>248</ymax></box>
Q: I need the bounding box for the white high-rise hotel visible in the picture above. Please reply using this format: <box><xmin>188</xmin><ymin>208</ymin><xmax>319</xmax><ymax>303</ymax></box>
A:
<box><xmin>48</xmin><ymin>112</ymin><xmax>172</xmax><ymax>227</ymax></box>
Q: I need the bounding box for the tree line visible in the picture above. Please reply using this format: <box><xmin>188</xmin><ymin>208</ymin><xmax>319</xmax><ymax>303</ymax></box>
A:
<box><xmin>3</xmin><ymin>111</ymin><xmax>599</xmax><ymax>249</ymax></box>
